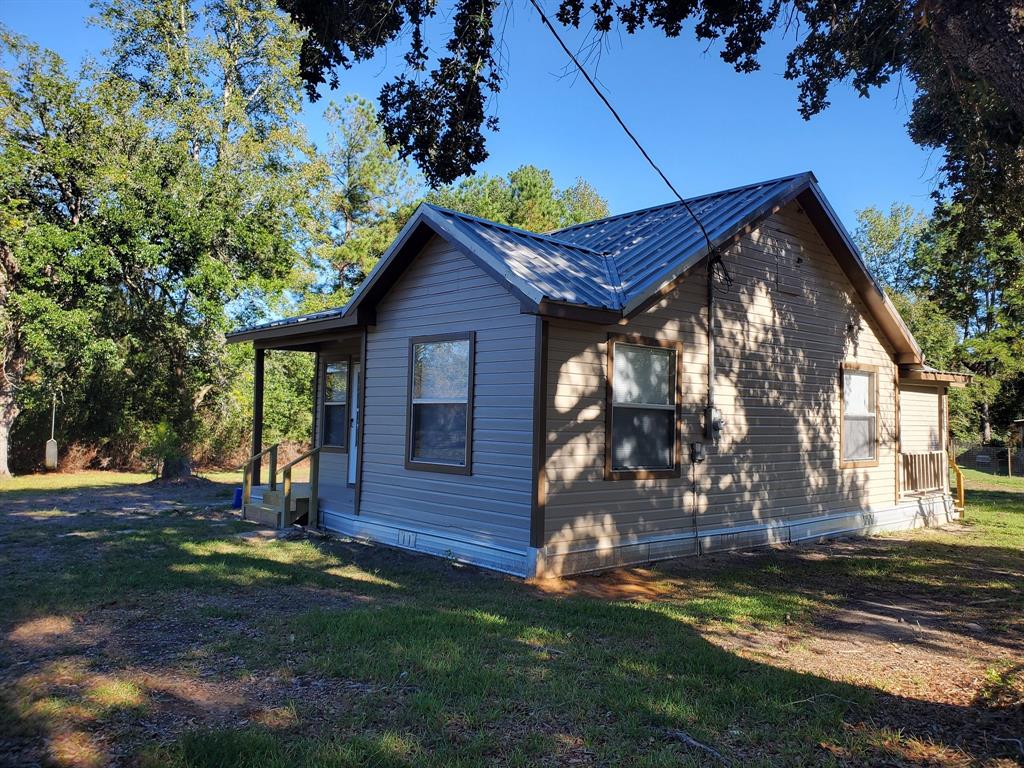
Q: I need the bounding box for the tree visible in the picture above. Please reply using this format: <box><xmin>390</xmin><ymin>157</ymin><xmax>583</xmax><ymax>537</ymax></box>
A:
<box><xmin>916</xmin><ymin>208</ymin><xmax>1024</xmax><ymax>443</ymax></box>
<box><xmin>851</xmin><ymin>202</ymin><xmax>1023</xmax><ymax>446</ymax></box>
<box><xmin>0</xmin><ymin>32</ymin><xmax>127</xmax><ymax>477</ymax></box>
<box><xmin>304</xmin><ymin>107</ymin><xmax>611</xmax><ymax>311</ymax></box>
<box><xmin>853</xmin><ymin>204</ymin><xmax>928</xmax><ymax>294</ymax></box>
<box><xmin>305</xmin><ymin>95</ymin><xmax>419</xmax><ymax>309</ymax></box>
<box><xmin>428</xmin><ymin>165</ymin><xmax>609</xmax><ymax>232</ymax></box>
<box><xmin>277</xmin><ymin>0</ymin><xmax>1024</xmax><ymax>245</ymax></box>
<box><xmin>91</xmin><ymin>0</ymin><xmax>322</xmax><ymax>478</ymax></box>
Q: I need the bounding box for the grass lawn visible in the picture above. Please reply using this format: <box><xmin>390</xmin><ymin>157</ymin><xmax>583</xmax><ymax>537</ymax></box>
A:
<box><xmin>1</xmin><ymin>473</ymin><xmax>1021</xmax><ymax>767</ymax></box>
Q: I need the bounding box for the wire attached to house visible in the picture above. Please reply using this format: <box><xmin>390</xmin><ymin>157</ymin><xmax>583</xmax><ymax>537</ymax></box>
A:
<box><xmin>526</xmin><ymin>0</ymin><xmax>718</xmax><ymax>260</ymax></box>
<box><xmin>528</xmin><ymin>0</ymin><xmax>733</xmax><ymax>435</ymax></box>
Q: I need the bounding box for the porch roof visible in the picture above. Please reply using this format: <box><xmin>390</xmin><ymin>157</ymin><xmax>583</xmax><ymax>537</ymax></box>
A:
<box><xmin>899</xmin><ymin>365</ymin><xmax>973</xmax><ymax>387</ymax></box>
<box><xmin>225</xmin><ymin>307</ymin><xmax>357</xmax><ymax>347</ymax></box>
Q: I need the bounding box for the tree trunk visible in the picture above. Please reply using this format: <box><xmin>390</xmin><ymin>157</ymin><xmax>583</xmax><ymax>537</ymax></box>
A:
<box><xmin>981</xmin><ymin>401</ymin><xmax>992</xmax><ymax>444</ymax></box>
<box><xmin>0</xmin><ymin>390</ymin><xmax>19</xmax><ymax>478</ymax></box>
<box><xmin>161</xmin><ymin>454</ymin><xmax>193</xmax><ymax>480</ymax></box>
<box><xmin>927</xmin><ymin>0</ymin><xmax>1024</xmax><ymax>124</ymax></box>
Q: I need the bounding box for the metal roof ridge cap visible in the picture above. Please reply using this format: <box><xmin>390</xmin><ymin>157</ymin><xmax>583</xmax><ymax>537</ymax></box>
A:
<box><xmin>601</xmin><ymin>251</ymin><xmax>626</xmax><ymax>309</ymax></box>
<box><xmin>425</xmin><ymin>203</ymin><xmax>608</xmax><ymax>256</ymax></box>
<box><xmin>552</xmin><ymin>171</ymin><xmax>814</xmax><ymax>235</ymax></box>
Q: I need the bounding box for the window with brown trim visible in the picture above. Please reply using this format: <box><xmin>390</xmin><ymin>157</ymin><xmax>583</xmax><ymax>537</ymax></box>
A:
<box><xmin>406</xmin><ymin>333</ymin><xmax>475</xmax><ymax>474</ymax></box>
<box><xmin>841</xmin><ymin>363</ymin><xmax>879</xmax><ymax>467</ymax></box>
<box><xmin>606</xmin><ymin>335</ymin><xmax>682</xmax><ymax>480</ymax></box>
<box><xmin>322</xmin><ymin>359</ymin><xmax>349</xmax><ymax>448</ymax></box>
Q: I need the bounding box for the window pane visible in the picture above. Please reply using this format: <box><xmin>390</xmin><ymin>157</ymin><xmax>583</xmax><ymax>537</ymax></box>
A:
<box><xmin>612</xmin><ymin>407</ymin><xmax>674</xmax><ymax>470</ymax></box>
<box><xmin>614</xmin><ymin>344</ymin><xmax>672</xmax><ymax>405</ymax></box>
<box><xmin>411</xmin><ymin>403</ymin><xmax>467</xmax><ymax>464</ymax></box>
<box><xmin>843</xmin><ymin>371</ymin><xmax>872</xmax><ymax>415</ymax></box>
<box><xmin>414</xmin><ymin>340</ymin><xmax>470</xmax><ymax>399</ymax></box>
<box><xmin>326</xmin><ymin>362</ymin><xmax>348</xmax><ymax>403</ymax></box>
<box><xmin>324</xmin><ymin>404</ymin><xmax>347</xmax><ymax>446</ymax></box>
<box><xmin>844</xmin><ymin>415</ymin><xmax>875</xmax><ymax>460</ymax></box>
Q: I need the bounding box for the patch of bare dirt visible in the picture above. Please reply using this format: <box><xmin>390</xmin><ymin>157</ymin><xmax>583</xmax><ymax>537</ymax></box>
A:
<box><xmin>529</xmin><ymin>567</ymin><xmax>678</xmax><ymax>602</ymax></box>
<box><xmin>0</xmin><ymin>483</ymin><xmax>233</xmax><ymax>527</ymax></box>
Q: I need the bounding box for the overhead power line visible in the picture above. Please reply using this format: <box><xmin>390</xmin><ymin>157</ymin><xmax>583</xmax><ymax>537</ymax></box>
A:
<box><xmin>526</xmin><ymin>0</ymin><xmax>717</xmax><ymax>257</ymax></box>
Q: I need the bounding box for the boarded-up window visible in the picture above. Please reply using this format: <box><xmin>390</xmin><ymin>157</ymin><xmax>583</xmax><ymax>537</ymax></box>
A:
<box><xmin>842</xmin><ymin>366</ymin><xmax>878</xmax><ymax>465</ymax></box>
<box><xmin>899</xmin><ymin>385</ymin><xmax>941</xmax><ymax>452</ymax></box>
<box><xmin>608</xmin><ymin>339</ymin><xmax>679</xmax><ymax>478</ymax></box>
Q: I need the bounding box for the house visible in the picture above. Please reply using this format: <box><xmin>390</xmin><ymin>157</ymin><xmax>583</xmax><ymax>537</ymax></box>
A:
<box><xmin>227</xmin><ymin>172</ymin><xmax>970</xmax><ymax>578</ymax></box>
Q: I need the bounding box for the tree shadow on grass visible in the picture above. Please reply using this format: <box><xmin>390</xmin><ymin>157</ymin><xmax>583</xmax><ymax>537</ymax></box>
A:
<box><xmin>158</xmin><ymin>538</ymin><xmax>1024</xmax><ymax>765</ymax></box>
<box><xmin>3</xmin><ymin>512</ymin><xmax>1022</xmax><ymax>767</ymax></box>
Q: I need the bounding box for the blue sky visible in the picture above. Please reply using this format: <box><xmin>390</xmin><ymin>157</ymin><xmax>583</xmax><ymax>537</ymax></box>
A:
<box><xmin>2</xmin><ymin>0</ymin><xmax>940</xmax><ymax>231</ymax></box>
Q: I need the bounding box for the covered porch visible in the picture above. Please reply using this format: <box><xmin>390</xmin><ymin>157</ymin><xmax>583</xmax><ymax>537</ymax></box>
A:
<box><xmin>896</xmin><ymin>365</ymin><xmax>972</xmax><ymax>512</ymax></box>
<box><xmin>226</xmin><ymin>308</ymin><xmax>366</xmax><ymax>530</ymax></box>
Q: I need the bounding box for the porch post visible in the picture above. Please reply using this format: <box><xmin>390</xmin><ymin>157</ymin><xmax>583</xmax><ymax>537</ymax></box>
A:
<box><xmin>252</xmin><ymin>346</ymin><xmax>265</xmax><ymax>485</ymax></box>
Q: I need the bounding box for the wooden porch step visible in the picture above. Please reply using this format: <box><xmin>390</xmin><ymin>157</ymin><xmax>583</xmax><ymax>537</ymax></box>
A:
<box><xmin>243</xmin><ymin>497</ymin><xmax>312</xmax><ymax>528</ymax></box>
<box><xmin>243</xmin><ymin>503</ymin><xmax>281</xmax><ymax>527</ymax></box>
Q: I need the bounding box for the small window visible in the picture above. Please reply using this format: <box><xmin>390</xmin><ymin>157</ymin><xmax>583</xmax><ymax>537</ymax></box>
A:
<box><xmin>842</xmin><ymin>365</ymin><xmax>878</xmax><ymax>465</ymax></box>
<box><xmin>607</xmin><ymin>338</ymin><xmax>680</xmax><ymax>479</ymax></box>
<box><xmin>407</xmin><ymin>333</ymin><xmax>474</xmax><ymax>473</ymax></box>
<box><xmin>323</xmin><ymin>360</ymin><xmax>348</xmax><ymax>447</ymax></box>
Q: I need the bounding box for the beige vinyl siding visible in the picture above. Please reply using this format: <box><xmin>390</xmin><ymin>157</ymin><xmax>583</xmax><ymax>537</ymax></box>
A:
<box><xmin>358</xmin><ymin>235</ymin><xmax>535</xmax><ymax>552</ymax></box>
<box><xmin>899</xmin><ymin>384</ymin><xmax>943</xmax><ymax>452</ymax></box>
<box><xmin>544</xmin><ymin>201</ymin><xmax>899</xmax><ymax>553</ymax></box>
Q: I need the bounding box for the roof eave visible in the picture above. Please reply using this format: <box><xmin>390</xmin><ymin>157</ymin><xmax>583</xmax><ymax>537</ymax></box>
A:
<box><xmin>226</xmin><ymin>312</ymin><xmax>358</xmax><ymax>345</ymax></box>
<box><xmin>798</xmin><ymin>183</ymin><xmax>924</xmax><ymax>365</ymax></box>
<box><xmin>899</xmin><ymin>366</ymin><xmax>973</xmax><ymax>387</ymax></box>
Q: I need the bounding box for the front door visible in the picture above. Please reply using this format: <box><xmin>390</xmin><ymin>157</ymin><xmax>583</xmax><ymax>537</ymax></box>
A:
<box><xmin>348</xmin><ymin>362</ymin><xmax>360</xmax><ymax>483</ymax></box>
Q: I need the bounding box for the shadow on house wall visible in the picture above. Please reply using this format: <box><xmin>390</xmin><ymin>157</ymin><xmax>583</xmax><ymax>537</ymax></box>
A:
<box><xmin>543</xmin><ymin>203</ymin><xmax>901</xmax><ymax>565</ymax></box>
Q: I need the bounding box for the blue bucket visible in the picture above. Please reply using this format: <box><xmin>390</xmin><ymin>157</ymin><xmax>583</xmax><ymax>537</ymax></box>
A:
<box><xmin>232</xmin><ymin>487</ymin><xmax>243</xmax><ymax>510</ymax></box>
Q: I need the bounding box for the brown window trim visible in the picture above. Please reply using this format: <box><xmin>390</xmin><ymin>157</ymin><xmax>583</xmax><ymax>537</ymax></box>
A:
<box><xmin>405</xmin><ymin>331</ymin><xmax>475</xmax><ymax>475</ymax></box>
<box><xmin>605</xmin><ymin>333</ymin><xmax>683</xmax><ymax>481</ymax></box>
<box><xmin>320</xmin><ymin>354</ymin><xmax>352</xmax><ymax>452</ymax></box>
<box><xmin>840</xmin><ymin>361</ymin><xmax>881</xmax><ymax>469</ymax></box>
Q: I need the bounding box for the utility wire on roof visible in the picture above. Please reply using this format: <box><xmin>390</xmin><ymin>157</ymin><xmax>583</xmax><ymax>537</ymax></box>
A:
<box><xmin>526</xmin><ymin>0</ymin><xmax>725</xmax><ymax>280</ymax></box>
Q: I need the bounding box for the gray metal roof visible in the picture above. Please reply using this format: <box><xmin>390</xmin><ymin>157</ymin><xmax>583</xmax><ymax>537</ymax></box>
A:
<box><xmin>553</xmin><ymin>172</ymin><xmax>812</xmax><ymax>309</ymax></box>
<box><xmin>230</xmin><ymin>171</ymin><xmax>922</xmax><ymax>364</ymax></box>
<box><xmin>230</xmin><ymin>172</ymin><xmax>815</xmax><ymax>338</ymax></box>
<box><xmin>426</xmin><ymin>206</ymin><xmax>621</xmax><ymax>308</ymax></box>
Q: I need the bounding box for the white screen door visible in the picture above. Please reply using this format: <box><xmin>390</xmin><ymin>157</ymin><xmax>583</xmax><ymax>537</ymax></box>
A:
<box><xmin>348</xmin><ymin>363</ymin><xmax>360</xmax><ymax>482</ymax></box>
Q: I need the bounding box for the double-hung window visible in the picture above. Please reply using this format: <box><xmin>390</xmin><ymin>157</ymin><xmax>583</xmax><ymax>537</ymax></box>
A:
<box><xmin>607</xmin><ymin>337</ymin><xmax>680</xmax><ymax>479</ymax></box>
<box><xmin>322</xmin><ymin>360</ymin><xmax>349</xmax><ymax>447</ymax></box>
<box><xmin>841</xmin><ymin>364</ymin><xmax>878</xmax><ymax>466</ymax></box>
<box><xmin>407</xmin><ymin>333</ymin><xmax>474</xmax><ymax>473</ymax></box>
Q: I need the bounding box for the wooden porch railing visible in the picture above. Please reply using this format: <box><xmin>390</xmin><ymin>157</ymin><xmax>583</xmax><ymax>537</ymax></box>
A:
<box><xmin>949</xmin><ymin>453</ymin><xmax>966</xmax><ymax>513</ymax></box>
<box><xmin>275</xmin><ymin>446</ymin><xmax>321</xmax><ymax>530</ymax></box>
<box><xmin>900</xmin><ymin>450</ymin><xmax>946</xmax><ymax>496</ymax></box>
<box><xmin>241</xmin><ymin>443</ymin><xmax>278</xmax><ymax>506</ymax></box>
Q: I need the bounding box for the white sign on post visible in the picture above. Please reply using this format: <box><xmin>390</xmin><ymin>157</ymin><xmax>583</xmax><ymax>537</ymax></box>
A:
<box><xmin>45</xmin><ymin>392</ymin><xmax>58</xmax><ymax>471</ymax></box>
<box><xmin>45</xmin><ymin>439</ymin><xmax>58</xmax><ymax>470</ymax></box>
